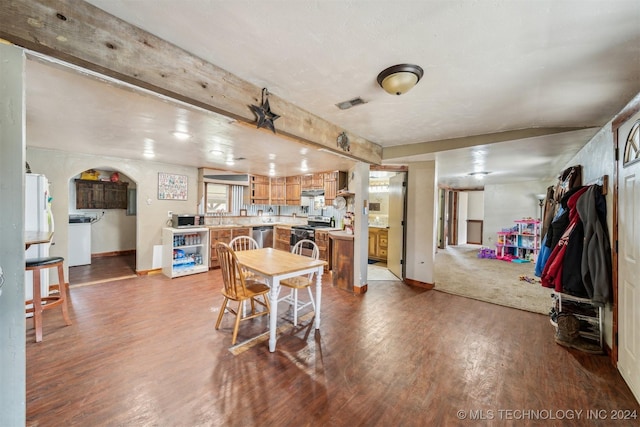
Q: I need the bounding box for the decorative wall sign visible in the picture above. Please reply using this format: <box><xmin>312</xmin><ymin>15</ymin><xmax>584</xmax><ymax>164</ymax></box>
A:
<box><xmin>337</xmin><ymin>132</ymin><xmax>350</xmax><ymax>152</ymax></box>
<box><xmin>249</xmin><ymin>88</ymin><xmax>280</xmax><ymax>133</ymax></box>
<box><xmin>158</xmin><ymin>172</ymin><xmax>188</xmax><ymax>200</ymax></box>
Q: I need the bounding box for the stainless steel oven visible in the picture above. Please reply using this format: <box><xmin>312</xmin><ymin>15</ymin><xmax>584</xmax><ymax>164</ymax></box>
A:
<box><xmin>290</xmin><ymin>216</ymin><xmax>332</xmax><ymax>256</ymax></box>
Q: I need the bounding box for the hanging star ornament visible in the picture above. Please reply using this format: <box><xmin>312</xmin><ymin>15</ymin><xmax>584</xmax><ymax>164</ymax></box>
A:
<box><xmin>249</xmin><ymin>88</ymin><xmax>280</xmax><ymax>133</ymax></box>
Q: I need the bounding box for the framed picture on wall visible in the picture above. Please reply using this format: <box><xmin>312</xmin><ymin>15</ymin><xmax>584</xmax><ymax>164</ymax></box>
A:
<box><xmin>158</xmin><ymin>172</ymin><xmax>188</xmax><ymax>200</ymax></box>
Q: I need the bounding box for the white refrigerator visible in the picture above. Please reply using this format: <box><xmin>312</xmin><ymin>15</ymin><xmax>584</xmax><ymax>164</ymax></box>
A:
<box><xmin>25</xmin><ymin>173</ymin><xmax>54</xmax><ymax>301</ymax></box>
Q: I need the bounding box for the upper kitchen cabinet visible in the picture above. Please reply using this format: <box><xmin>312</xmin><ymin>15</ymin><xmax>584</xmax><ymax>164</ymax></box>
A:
<box><xmin>285</xmin><ymin>175</ymin><xmax>301</xmax><ymax>206</ymax></box>
<box><xmin>76</xmin><ymin>179</ymin><xmax>128</xmax><ymax>209</ymax></box>
<box><xmin>301</xmin><ymin>173</ymin><xmax>324</xmax><ymax>190</ymax></box>
<box><xmin>248</xmin><ymin>174</ymin><xmax>270</xmax><ymax>205</ymax></box>
<box><xmin>270</xmin><ymin>177</ymin><xmax>286</xmax><ymax>205</ymax></box>
<box><xmin>323</xmin><ymin>171</ymin><xmax>347</xmax><ymax>206</ymax></box>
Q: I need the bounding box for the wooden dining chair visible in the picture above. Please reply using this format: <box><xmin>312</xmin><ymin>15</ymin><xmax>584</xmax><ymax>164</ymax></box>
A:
<box><xmin>214</xmin><ymin>242</ymin><xmax>270</xmax><ymax>345</ymax></box>
<box><xmin>278</xmin><ymin>239</ymin><xmax>318</xmax><ymax>326</ymax></box>
<box><xmin>229</xmin><ymin>235</ymin><xmax>259</xmax><ymax>251</ymax></box>
<box><xmin>229</xmin><ymin>235</ymin><xmax>263</xmax><ymax>284</ymax></box>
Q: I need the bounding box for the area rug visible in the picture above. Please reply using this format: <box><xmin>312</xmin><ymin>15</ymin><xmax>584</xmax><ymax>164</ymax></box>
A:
<box><xmin>368</xmin><ymin>264</ymin><xmax>400</xmax><ymax>281</ymax></box>
<box><xmin>434</xmin><ymin>245</ymin><xmax>552</xmax><ymax>315</ymax></box>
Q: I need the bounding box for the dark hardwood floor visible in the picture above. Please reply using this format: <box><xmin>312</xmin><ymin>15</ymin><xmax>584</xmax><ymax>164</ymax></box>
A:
<box><xmin>68</xmin><ymin>254</ymin><xmax>136</xmax><ymax>286</ymax></box>
<box><xmin>27</xmin><ymin>265</ymin><xmax>639</xmax><ymax>426</ymax></box>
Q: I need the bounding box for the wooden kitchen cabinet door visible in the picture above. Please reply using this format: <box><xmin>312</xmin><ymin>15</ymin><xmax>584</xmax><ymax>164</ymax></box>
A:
<box><xmin>314</xmin><ymin>229</ymin><xmax>330</xmax><ymax>271</ymax></box>
<box><xmin>103</xmin><ymin>182</ymin><xmax>128</xmax><ymax>209</ymax></box>
<box><xmin>249</xmin><ymin>174</ymin><xmax>270</xmax><ymax>204</ymax></box>
<box><xmin>270</xmin><ymin>177</ymin><xmax>286</xmax><ymax>205</ymax></box>
<box><xmin>209</xmin><ymin>228</ymin><xmax>232</xmax><ymax>268</ymax></box>
<box><xmin>76</xmin><ymin>180</ymin><xmax>104</xmax><ymax>209</ymax></box>
<box><xmin>285</xmin><ymin>175</ymin><xmax>301</xmax><ymax>205</ymax></box>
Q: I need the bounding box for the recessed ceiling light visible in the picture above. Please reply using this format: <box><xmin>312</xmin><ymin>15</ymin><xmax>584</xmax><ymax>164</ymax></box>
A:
<box><xmin>171</xmin><ymin>131</ymin><xmax>191</xmax><ymax>140</ymax></box>
<box><xmin>209</xmin><ymin>149</ymin><xmax>223</xmax><ymax>156</ymax></box>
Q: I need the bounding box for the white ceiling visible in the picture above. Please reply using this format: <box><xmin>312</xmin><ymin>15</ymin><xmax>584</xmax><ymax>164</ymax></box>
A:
<box><xmin>24</xmin><ymin>0</ymin><xmax>640</xmax><ymax>188</ymax></box>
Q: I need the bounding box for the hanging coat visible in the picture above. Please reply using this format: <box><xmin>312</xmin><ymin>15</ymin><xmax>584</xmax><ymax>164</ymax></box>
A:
<box><xmin>541</xmin><ymin>186</ymin><xmax>589</xmax><ymax>292</ymax></box>
<box><xmin>576</xmin><ymin>185</ymin><xmax>612</xmax><ymax>306</ymax></box>
<box><xmin>535</xmin><ymin>206</ymin><xmax>565</xmax><ymax>277</ymax></box>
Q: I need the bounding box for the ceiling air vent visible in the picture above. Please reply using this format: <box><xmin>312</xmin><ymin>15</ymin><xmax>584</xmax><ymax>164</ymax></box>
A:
<box><xmin>335</xmin><ymin>97</ymin><xmax>366</xmax><ymax>110</ymax></box>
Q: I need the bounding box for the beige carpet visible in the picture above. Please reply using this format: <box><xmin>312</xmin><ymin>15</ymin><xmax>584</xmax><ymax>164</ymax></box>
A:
<box><xmin>434</xmin><ymin>244</ymin><xmax>552</xmax><ymax>315</ymax></box>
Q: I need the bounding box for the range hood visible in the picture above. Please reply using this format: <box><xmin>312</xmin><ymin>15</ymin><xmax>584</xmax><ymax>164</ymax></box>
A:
<box><xmin>200</xmin><ymin>168</ymin><xmax>250</xmax><ymax>186</ymax></box>
<box><xmin>301</xmin><ymin>189</ymin><xmax>324</xmax><ymax>197</ymax></box>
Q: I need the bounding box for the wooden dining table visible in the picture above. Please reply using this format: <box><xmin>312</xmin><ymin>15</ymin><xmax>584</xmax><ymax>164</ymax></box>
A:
<box><xmin>234</xmin><ymin>247</ymin><xmax>327</xmax><ymax>352</ymax></box>
<box><xmin>25</xmin><ymin>230</ymin><xmax>53</xmax><ymax>250</ymax></box>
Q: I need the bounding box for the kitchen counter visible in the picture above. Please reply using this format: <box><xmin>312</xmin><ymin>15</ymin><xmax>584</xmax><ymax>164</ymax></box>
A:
<box><xmin>206</xmin><ymin>222</ymin><xmax>296</xmax><ymax>229</ymax></box>
<box><xmin>328</xmin><ymin>230</ymin><xmax>355</xmax><ymax>239</ymax></box>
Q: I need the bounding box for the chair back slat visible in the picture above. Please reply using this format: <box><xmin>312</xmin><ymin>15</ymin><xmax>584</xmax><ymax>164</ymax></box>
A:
<box><xmin>291</xmin><ymin>239</ymin><xmax>319</xmax><ymax>281</ymax></box>
<box><xmin>229</xmin><ymin>236</ymin><xmax>259</xmax><ymax>251</ymax></box>
<box><xmin>215</xmin><ymin>242</ymin><xmax>248</xmax><ymax>299</ymax></box>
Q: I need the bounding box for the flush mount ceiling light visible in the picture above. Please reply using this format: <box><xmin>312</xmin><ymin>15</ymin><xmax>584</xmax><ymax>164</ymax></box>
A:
<box><xmin>377</xmin><ymin>64</ymin><xmax>424</xmax><ymax>95</ymax></box>
<box><xmin>469</xmin><ymin>171</ymin><xmax>491</xmax><ymax>180</ymax></box>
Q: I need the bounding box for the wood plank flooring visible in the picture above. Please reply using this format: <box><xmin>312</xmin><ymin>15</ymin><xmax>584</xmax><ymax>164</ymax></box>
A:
<box><xmin>27</xmin><ymin>258</ymin><xmax>639</xmax><ymax>426</ymax></box>
<box><xmin>68</xmin><ymin>254</ymin><xmax>136</xmax><ymax>286</ymax></box>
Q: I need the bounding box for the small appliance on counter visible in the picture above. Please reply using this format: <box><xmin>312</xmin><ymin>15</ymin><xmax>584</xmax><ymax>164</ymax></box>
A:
<box><xmin>172</xmin><ymin>214</ymin><xmax>204</xmax><ymax>228</ymax></box>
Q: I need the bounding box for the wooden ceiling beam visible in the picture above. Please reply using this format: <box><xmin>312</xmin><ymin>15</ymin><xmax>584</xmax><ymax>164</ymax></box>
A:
<box><xmin>0</xmin><ymin>0</ymin><xmax>382</xmax><ymax>165</ymax></box>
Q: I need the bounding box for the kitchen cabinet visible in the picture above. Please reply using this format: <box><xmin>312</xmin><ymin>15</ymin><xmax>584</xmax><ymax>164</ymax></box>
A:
<box><xmin>274</xmin><ymin>225</ymin><xmax>291</xmax><ymax>251</ymax></box>
<box><xmin>209</xmin><ymin>227</ymin><xmax>251</xmax><ymax>268</ymax></box>
<box><xmin>314</xmin><ymin>229</ymin><xmax>330</xmax><ymax>271</ymax></box>
<box><xmin>270</xmin><ymin>177</ymin><xmax>286</xmax><ymax>205</ymax></box>
<box><xmin>75</xmin><ymin>179</ymin><xmax>129</xmax><ymax>209</ymax></box>
<box><xmin>368</xmin><ymin>228</ymin><xmax>388</xmax><ymax>262</ymax></box>
<box><xmin>301</xmin><ymin>173</ymin><xmax>324</xmax><ymax>190</ymax></box>
<box><xmin>162</xmin><ymin>227</ymin><xmax>209</xmax><ymax>278</ymax></box>
<box><xmin>285</xmin><ymin>175</ymin><xmax>301</xmax><ymax>205</ymax></box>
<box><xmin>210</xmin><ymin>228</ymin><xmax>231</xmax><ymax>268</ymax></box>
<box><xmin>323</xmin><ymin>171</ymin><xmax>347</xmax><ymax>206</ymax></box>
<box><xmin>329</xmin><ymin>231</ymin><xmax>354</xmax><ymax>292</ymax></box>
<box><xmin>249</xmin><ymin>174</ymin><xmax>270</xmax><ymax>205</ymax></box>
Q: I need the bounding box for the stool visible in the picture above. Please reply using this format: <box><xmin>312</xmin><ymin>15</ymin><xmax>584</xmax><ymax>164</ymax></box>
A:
<box><xmin>25</xmin><ymin>256</ymin><xmax>72</xmax><ymax>342</ymax></box>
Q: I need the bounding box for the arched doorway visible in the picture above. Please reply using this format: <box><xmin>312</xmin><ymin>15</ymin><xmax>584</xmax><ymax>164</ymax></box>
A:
<box><xmin>67</xmin><ymin>167</ymin><xmax>137</xmax><ymax>285</ymax></box>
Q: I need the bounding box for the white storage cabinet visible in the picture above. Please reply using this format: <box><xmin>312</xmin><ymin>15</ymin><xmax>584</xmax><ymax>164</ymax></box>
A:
<box><xmin>162</xmin><ymin>227</ymin><xmax>210</xmax><ymax>278</ymax></box>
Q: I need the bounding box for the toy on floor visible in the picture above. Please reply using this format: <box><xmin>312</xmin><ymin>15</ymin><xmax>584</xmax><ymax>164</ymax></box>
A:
<box><xmin>519</xmin><ymin>275</ymin><xmax>537</xmax><ymax>284</ymax></box>
<box><xmin>477</xmin><ymin>247</ymin><xmax>496</xmax><ymax>259</ymax></box>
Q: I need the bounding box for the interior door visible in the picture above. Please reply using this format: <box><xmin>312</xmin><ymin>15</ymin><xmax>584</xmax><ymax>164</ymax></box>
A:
<box><xmin>618</xmin><ymin>114</ymin><xmax>640</xmax><ymax>402</ymax></box>
<box><xmin>387</xmin><ymin>173</ymin><xmax>406</xmax><ymax>279</ymax></box>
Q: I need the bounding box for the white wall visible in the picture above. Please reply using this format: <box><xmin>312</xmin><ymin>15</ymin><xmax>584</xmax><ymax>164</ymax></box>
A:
<box><xmin>457</xmin><ymin>191</ymin><xmax>468</xmax><ymax>245</ymax></box>
<box><xmin>467</xmin><ymin>190</ymin><xmax>484</xmax><ymax>220</ymax></box>
<box><xmin>406</xmin><ymin>161</ymin><xmax>438</xmax><ymax>284</ymax></box>
<box><xmin>26</xmin><ymin>148</ymin><xmax>199</xmax><ymax>273</ymax></box>
<box><xmin>0</xmin><ymin>43</ymin><xmax>26</xmax><ymax>426</ymax></box>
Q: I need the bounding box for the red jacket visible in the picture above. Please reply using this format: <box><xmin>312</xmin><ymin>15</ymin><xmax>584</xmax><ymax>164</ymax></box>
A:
<box><xmin>541</xmin><ymin>186</ymin><xmax>589</xmax><ymax>291</ymax></box>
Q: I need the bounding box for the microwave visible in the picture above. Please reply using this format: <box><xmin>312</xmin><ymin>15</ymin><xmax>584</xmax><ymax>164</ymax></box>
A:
<box><xmin>172</xmin><ymin>214</ymin><xmax>204</xmax><ymax>228</ymax></box>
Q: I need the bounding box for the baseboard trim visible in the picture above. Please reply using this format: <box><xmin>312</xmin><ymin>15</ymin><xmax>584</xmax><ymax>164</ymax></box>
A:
<box><xmin>404</xmin><ymin>278</ymin><xmax>435</xmax><ymax>290</ymax></box>
<box><xmin>354</xmin><ymin>284</ymin><xmax>368</xmax><ymax>294</ymax></box>
<box><xmin>136</xmin><ymin>268</ymin><xmax>162</xmax><ymax>276</ymax></box>
<box><xmin>92</xmin><ymin>249</ymin><xmax>136</xmax><ymax>258</ymax></box>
